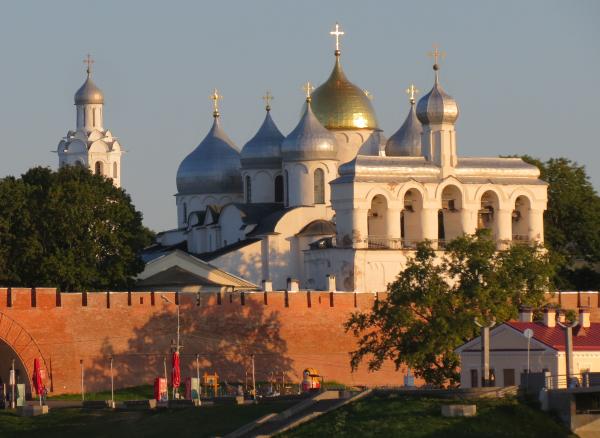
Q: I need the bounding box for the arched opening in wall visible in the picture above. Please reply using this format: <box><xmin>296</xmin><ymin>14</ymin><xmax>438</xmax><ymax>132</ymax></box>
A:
<box><xmin>402</xmin><ymin>189</ymin><xmax>424</xmax><ymax>248</ymax></box>
<box><xmin>113</xmin><ymin>162</ymin><xmax>118</xmax><ymax>178</ymax></box>
<box><xmin>274</xmin><ymin>175</ymin><xmax>284</xmax><ymax>203</ymax></box>
<box><xmin>367</xmin><ymin>195</ymin><xmax>388</xmax><ymax>248</ymax></box>
<box><xmin>284</xmin><ymin>170</ymin><xmax>289</xmax><ymax>207</ymax></box>
<box><xmin>92</xmin><ymin>108</ymin><xmax>96</xmax><ymax>127</ymax></box>
<box><xmin>440</xmin><ymin>185</ymin><xmax>463</xmax><ymax>247</ymax></box>
<box><xmin>245</xmin><ymin>176</ymin><xmax>252</xmax><ymax>203</ymax></box>
<box><xmin>314</xmin><ymin>168</ymin><xmax>325</xmax><ymax>204</ymax></box>
<box><xmin>95</xmin><ymin>161</ymin><xmax>103</xmax><ymax>175</ymax></box>
<box><xmin>0</xmin><ymin>340</ymin><xmax>31</xmax><ymax>398</ymax></box>
<box><xmin>183</xmin><ymin>202</ymin><xmax>188</xmax><ymax>224</ymax></box>
<box><xmin>438</xmin><ymin>210</ymin><xmax>445</xmax><ymax>245</ymax></box>
<box><xmin>512</xmin><ymin>195</ymin><xmax>531</xmax><ymax>243</ymax></box>
<box><xmin>478</xmin><ymin>191</ymin><xmax>500</xmax><ymax>238</ymax></box>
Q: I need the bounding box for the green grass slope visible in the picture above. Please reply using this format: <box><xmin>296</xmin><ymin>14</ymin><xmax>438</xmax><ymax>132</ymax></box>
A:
<box><xmin>279</xmin><ymin>393</ymin><xmax>577</xmax><ymax>438</ymax></box>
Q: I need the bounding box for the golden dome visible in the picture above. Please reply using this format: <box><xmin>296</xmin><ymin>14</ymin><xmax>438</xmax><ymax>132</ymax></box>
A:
<box><xmin>310</xmin><ymin>53</ymin><xmax>378</xmax><ymax>130</ymax></box>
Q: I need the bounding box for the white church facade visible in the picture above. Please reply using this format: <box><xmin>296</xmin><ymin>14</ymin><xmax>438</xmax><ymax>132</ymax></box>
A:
<box><xmin>78</xmin><ymin>25</ymin><xmax>546</xmax><ymax>293</ymax></box>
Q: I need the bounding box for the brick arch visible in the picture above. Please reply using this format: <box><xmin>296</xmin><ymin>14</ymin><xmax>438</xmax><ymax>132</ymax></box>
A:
<box><xmin>0</xmin><ymin>311</ymin><xmax>49</xmax><ymax>392</ymax></box>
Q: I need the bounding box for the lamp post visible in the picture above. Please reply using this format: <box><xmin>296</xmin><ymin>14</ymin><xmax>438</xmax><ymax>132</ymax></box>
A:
<box><xmin>80</xmin><ymin>359</ymin><xmax>85</xmax><ymax>401</ymax></box>
<box><xmin>10</xmin><ymin>358</ymin><xmax>15</xmax><ymax>409</ymax></box>
<box><xmin>474</xmin><ymin>317</ymin><xmax>496</xmax><ymax>387</ymax></box>
<box><xmin>161</xmin><ymin>294</ymin><xmax>180</xmax><ymax>400</ymax></box>
<box><xmin>110</xmin><ymin>356</ymin><xmax>114</xmax><ymax>406</ymax></box>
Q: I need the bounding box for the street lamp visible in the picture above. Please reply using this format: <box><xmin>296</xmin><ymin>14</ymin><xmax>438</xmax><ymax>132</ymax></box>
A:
<box><xmin>558</xmin><ymin>318</ymin><xmax>579</xmax><ymax>388</ymax></box>
<box><xmin>161</xmin><ymin>294</ymin><xmax>180</xmax><ymax>352</ymax></box>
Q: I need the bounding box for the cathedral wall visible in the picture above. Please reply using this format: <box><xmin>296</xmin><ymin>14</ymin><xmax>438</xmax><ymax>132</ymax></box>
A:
<box><xmin>209</xmin><ymin>240</ymin><xmax>263</xmax><ymax>286</ymax></box>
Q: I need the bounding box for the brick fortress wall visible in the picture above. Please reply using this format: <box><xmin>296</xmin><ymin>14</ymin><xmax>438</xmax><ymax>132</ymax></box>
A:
<box><xmin>0</xmin><ymin>288</ymin><xmax>596</xmax><ymax>395</ymax></box>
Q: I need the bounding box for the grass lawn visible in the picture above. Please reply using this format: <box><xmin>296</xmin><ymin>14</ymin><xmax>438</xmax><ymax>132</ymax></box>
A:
<box><xmin>279</xmin><ymin>393</ymin><xmax>577</xmax><ymax>438</ymax></box>
<box><xmin>0</xmin><ymin>400</ymin><xmax>296</xmax><ymax>438</ymax></box>
<box><xmin>47</xmin><ymin>385</ymin><xmax>154</xmax><ymax>401</ymax></box>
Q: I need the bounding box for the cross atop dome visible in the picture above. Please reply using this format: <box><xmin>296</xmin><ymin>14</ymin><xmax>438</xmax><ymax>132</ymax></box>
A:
<box><xmin>428</xmin><ymin>44</ymin><xmax>446</xmax><ymax>83</ymax></box>
<box><xmin>303</xmin><ymin>81</ymin><xmax>314</xmax><ymax>102</ymax></box>
<box><xmin>330</xmin><ymin>22</ymin><xmax>345</xmax><ymax>56</ymax></box>
<box><xmin>210</xmin><ymin>88</ymin><xmax>223</xmax><ymax>118</ymax></box>
<box><xmin>262</xmin><ymin>90</ymin><xmax>273</xmax><ymax>111</ymax></box>
<box><xmin>83</xmin><ymin>54</ymin><xmax>94</xmax><ymax>77</ymax></box>
<box><xmin>406</xmin><ymin>84</ymin><xmax>419</xmax><ymax>104</ymax></box>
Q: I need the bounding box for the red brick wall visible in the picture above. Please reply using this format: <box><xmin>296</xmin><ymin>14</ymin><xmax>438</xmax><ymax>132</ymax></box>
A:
<box><xmin>1</xmin><ymin>288</ymin><xmax>595</xmax><ymax>395</ymax></box>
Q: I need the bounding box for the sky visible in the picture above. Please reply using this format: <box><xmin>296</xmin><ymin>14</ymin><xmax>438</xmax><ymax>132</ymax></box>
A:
<box><xmin>0</xmin><ymin>1</ymin><xmax>598</xmax><ymax>231</ymax></box>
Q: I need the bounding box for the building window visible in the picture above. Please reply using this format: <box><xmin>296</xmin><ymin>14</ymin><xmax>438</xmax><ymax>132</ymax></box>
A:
<box><xmin>93</xmin><ymin>108</ymin><xmax>96</xmax><ymax>126</ymax></box>
<box><xmin>113</xmin><ymin>162</ymin><xmax>118</xmax><ymax>178</ymax></box>
<box><xmin>314</xmin><ymin>168</ymin><xmax>325</xmax><ymax>204</ymax></box>
<box><xmin>284</xmin><ymin>170</ymin><xmax>289</xmax><ymax>207</ymax></box>
<box><xmin>274</xmin><ymin>175</ymin><xmax>284</xmax><ymax>203</ymax></box>
<box><xmin>95</xmin><ymin>161</ymin><xmax>103</xmax><ymax>175</ymax></box>
<box><xmin>183</xmin><ymin>202</ymin><xmax>188</xmax><ymax>224</ymax></box>
<box><xmin>245</xmin><ymin>176</ymin><xmax>252</xmax><ymax>203</ymax></box>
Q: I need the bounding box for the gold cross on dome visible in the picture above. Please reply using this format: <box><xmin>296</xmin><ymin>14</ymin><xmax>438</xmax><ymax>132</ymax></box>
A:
<box><xmin>303</xmin><ymin>81</ymin><xmax>314</xmax><ymax>99</ymax></box>
<box><xmin>363</xmin><ymin>89</ymin><xmax>373</xmax><ymax>100</ymax></box>
<box><xmin>330</xmin><ymin>22</ymin><xmax>345</xmax><ymax>52</ymax></box>
<box><xmin>406</xmin><ymin>84</ymin><xmax>419</xmax><ymax>104</ymax></box>
<box><xmin>210</xmin><ymin>89</ymin><xmax>222</xmax><ymax>115</ymax></box>
<box><xmin>428</xmin><ymin>44</ymin><xmax>446</xmax><ymax>66</ymax></box>
<box><xmin>262</xmin><ymin>90</ymin><xmax>273</xmax><ymax>110</ymax></box>
<box><xmin>83</xmin><ymin>54</ymin><xmax>94</xmax><ymax>76</ymax></box>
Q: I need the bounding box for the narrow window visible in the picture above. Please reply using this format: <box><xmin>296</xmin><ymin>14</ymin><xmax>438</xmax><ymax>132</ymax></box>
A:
<box><xmin>284</xmin><ymin>170</ymin><xmax>289</xmax><ymax>207</ymax></box>
<box><xmin>183</xmin><ymin>203</ymin><xmax>188</xmax><ymax>224</ymax></box>
<box><xmin>113</xmin><ymin>162</ymin><xmax>118</xmax><ymax>178</ymax></box>
<box><xmin>93</xmin><ymin>108</ymin><xmax>96</xmax><ymax>126</ymax></box>
<box><xmin>95</xmin><ymin>161</ymin><xmax>103</xmax><ymax>175</ymax></box>
<box><xmin>274</xmin><ymin>175</ymin><xmax>284</xmax><ymax>203</ymax></box>
<box><xmin>314</xmin><ymin>168</ymin><xmax>325</xmax><ymax>204</ymax></box>
<box><xmin>245</xmin><ymin>176</ymin><xmax>252</xmax><ymax>203</ymax></box>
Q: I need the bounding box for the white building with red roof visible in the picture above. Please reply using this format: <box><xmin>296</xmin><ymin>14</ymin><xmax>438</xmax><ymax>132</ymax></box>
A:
<box><xmin>456</xmin><ymin>308</ymin><xmax>600</xmax><ymax>388</ymax></box>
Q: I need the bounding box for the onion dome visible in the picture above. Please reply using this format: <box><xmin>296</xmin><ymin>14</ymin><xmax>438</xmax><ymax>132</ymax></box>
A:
<box><xmin>310</xmin><ymin>51</ymin><xmax>378</xmax><ymax>130</ymax></box>
<box><xmin>176</xmin><ymin>111</ymin><xmax>242</xmax><ymax>195</ymax></box>
<box><xmin>240</xmin><ymin>99</ymin><xmax>284</xmax><ymax>169</ymax></box>
<box><xmin>74</xmin><ymin>63</ymin><xmax>104</xmax><ymax>105</ymax></box>
<box><xmin>282</xmin><ymin>94</ymin><xmax>338</xmax><ymax>161</ymax></box>
<box><xmin>386</xmin><ymin>88</ymin><xmax>423</xmax><ymax>156</ymax></box>
<box><xmin>416</xmin><ymin>63</ymin><xmax>459</xmax><ymax>125</ymax></box>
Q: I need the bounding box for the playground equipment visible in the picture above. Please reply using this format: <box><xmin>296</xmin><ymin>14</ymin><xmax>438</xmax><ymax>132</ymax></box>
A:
<box><xmin>301</xmin><ymin>368</ymin><xmax>322</xmax><ymax>392</ymax></box>
<box><xmin>202</xmin><ymin>372</ymin><xmax>219</xmax><ymax>397</ymax></box>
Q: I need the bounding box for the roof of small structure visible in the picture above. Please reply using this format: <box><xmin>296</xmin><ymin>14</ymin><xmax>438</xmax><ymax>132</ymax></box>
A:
<box><xmin>506</xmin><ymin>321</ymin><xmax>600</xmax><ymax>351</ymax></box>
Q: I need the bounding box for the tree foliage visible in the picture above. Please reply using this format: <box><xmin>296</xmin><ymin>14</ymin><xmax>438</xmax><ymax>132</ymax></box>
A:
<box><xmin>521</xmin><ymin>156</ymin><xmax>600</xmax><ymax>289</ymax></box>
<box><xmin>345</xmin><ymin>231</ymin><xmax>554</xmax><ymax>386</ymax></box>
<box><xmin>0</xmin><ymin>166</ymin><xmax>154</xmax><ymax>291</ymax></box>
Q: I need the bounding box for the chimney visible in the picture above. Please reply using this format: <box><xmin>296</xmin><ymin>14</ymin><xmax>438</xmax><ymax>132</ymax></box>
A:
<box><xmin>579</xmin><ymin>308</ymin><xmax>591</xmax><ymax>328</ymax></box>
<box><xmin>557</xmin><ymin>310</ymin><xmax>566</xmax><ymax>324</ymax></box>
<box><xmin>543</xmin><ymin>308</ymin><xmax>556</xmax><ymax>328</ymax></box>
<box><xmin>327</xmin><ymin>274</ymin><xmax>336</xmax><ymax>292</ymax></box>
<box><xmin>519</xmin><ymin>307</ymin><xmax>533</xmax><ymax>323</ymax></box>
<box><xmin>262</xmin><ymin>279</ymin><xmax>273</xmax><ymax>292</ymax></box>
<box><xmin>287</xmin><ymin>279</ymin><xmax>299</xmax><ymax>292</ymax></box>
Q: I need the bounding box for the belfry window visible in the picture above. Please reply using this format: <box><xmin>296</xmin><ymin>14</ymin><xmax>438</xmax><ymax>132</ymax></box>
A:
<box><xmin>95</xmin><ymin>161</ymin><xmax>103</xmax><ymax>175</ymax></box>
<box><xmin>183</xmin><ymin>202</ymin><xmax>188</xmax><ymax>224</ymax></box>
<box><xmin>93</xmin><ymin>108</ymin><xmax>96</xmax><ymax>126</ymax></box>
<box><xmin>245</xmin><ymin>176</ymin><xmax>252</xmax><ymax>203</ymax></box>
<box><xmin>284</xmin><ymin>170</ymin><xmax>289</xmax><ymax>207</ymax></box>
<box><xmin>274</xmin><ymin>175</ymin><xmax>284</xmax><ymax>203</ymax></box>
<box><xmin>314</xmin><ymin>168</ymin><xmax>325</xmax><ymax>204</ymax></box>
<box><xmin>113</xmin><ymin>162</ymin><xmax>118</xmax><ymax>178</ymax></box>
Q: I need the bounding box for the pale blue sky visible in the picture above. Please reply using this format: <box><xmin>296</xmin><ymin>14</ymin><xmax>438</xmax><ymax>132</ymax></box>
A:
<box><xmin>0</xmin><ymin>1</ymin><xmax>598</xmax><ymax>231</ymax></box>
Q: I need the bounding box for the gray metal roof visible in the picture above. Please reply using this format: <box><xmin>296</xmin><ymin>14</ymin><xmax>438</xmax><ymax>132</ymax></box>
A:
<box><xmin>386</xmin><ymin>103</ymin><xmax>423</xmax><ymax>157</ymax></box>
<box><xmin>416</xmin><ymin>69</ymin><xmax>459</xmax><ymax>125</ymax></box>
<box><xmin>281</xmin><ymin>101</ymin><xmax>338</xmax><ymax>161</ymax></box>
<box><xmin>74</xmin><ymin>75</ymin><xmax>104</xmax><ymax>105</ymax></box>
<box><xmin>241</xmin><ymin>110</ymin><xmax>284</xmax><ymax>169</ymax></box>
<box><xmin>176</xmin><ymin>116</ymin><xmax>243</xmax><ymax>195</ymax></box>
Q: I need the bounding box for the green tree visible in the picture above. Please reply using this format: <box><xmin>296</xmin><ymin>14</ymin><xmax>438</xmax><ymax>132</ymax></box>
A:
<box><xmin>345</xmin><ymin>231</ymin><xmax>554</xmax><ymax>386</ymax></box>
<box><xmin>0</xmin><ymin>166</ymin><xmax>154</xmax><ymax>291</ymax></box>
<box><xmin>521</xmin><ymin>156</ymin><xmax>600</xmax><ymax>289</ymax></box>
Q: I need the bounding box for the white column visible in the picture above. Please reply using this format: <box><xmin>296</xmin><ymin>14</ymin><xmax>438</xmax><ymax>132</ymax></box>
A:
<box><xmin>528</xmin><ymin>209</ymin><xmax>544</xmax><ymax>243</ymax></box>
<box><xmin>421</xmin><ymin>208</ymin><xmax>439</xmax><ymax>249</ymax></box>
<box><xmin>461</xmin><ymin>205</ymin><xmax>478</xmax><ymax>236</ymax></box>
<box><xmin>385</xmin><ymin>208</ymin><xmax>402</xmax><ymax>244</ymax></box>
<box><xmin>495</xmin><ymin>208</ymin><xmax>513</xmax><ymax>249</ymax></box>
<box><xmin>352</xmin><ymin>207</ymin><xmax>368</xmax><ymax>249</ymax></box>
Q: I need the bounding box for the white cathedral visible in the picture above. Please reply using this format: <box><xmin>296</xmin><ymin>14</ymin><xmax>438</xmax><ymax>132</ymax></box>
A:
<box><xmin>60</xmin><ymin>26</ymin><xmax>548</xmax><ymax>293</ymax></box>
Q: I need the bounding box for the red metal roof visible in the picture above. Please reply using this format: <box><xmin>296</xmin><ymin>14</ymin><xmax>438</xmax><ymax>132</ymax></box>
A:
<box><xmin>506</xmin><ymin>321</ymin><xmax>600</xmax><ymax>351</ymax></box>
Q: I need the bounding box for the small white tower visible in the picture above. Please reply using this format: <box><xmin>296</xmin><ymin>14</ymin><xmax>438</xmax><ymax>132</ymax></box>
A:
<box><xmin>57</xmin><ymin>55</ymin><xmax>123</xmax><ymax>187</ymax></box>
<box><xmin>416</xmin><ymin>46</ymin><xmax>459</xmax><ymax>178</ymax></box>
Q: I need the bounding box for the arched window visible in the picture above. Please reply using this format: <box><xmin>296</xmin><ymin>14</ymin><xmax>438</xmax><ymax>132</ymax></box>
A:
<box><xmin>284</xmin><ymin>170</ymin><xmax>289</xmax><ymax>207</ymax></box>
<box><xmin>274</xmin><ymin>175</ymin><xmax>284</xmax><ymax>203</ymax></box>
<box><xmin>245</xmin><ymin>176</ymin><xmax>252</xmax><ymax>203</ymax></box>
<box><xmin>314</xmin><ymin>168</ymin><xmax>325</xmax><ymax>204</ymax></box>
<box><xmin>113</xmin><ymin>162</ymin><xmax>118</xmax><ymax>178</ymax></box>
<box><xmin>92</xmin><ymin>108</ymin><xmax>96</xmax><ymax>127</ymax></box>
<box><xmin>95</xmin><ymin>161</ymin><xmax>103</xmax><ymax>175</ymax></box>
<box><xmin>182</xmin><ymin>202</ymin><xmax>188</xmax><ymax>224</ymax></box>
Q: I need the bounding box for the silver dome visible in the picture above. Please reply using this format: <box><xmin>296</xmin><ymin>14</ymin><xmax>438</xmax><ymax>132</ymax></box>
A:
<box><xmin>416</xmin><ymin>68</ymin><xmax>459</xmax><ymax>125</ymax></box>
<box><xmin>386</xmin><ymin>103</ymin><xmax>423</xmax><ymax>156</ymax></box>
<box><xmin>176</xmin><ymin>116</ymin><xmax>242</xmax><ymax>195</ymax></box>
<box><xmin>74</xmin><ymin>74</ymin><xmax>104</xmax><ymax>105</ymax></box>
<box><xmin>281</xmin><ymin>100</ymin><xmax>338</xmax><ymax>161</ymax></box>
<box><xmin>240</xmin><ymin>109</ymin><xmax>284</xmax><ymax>169</ymax></box>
